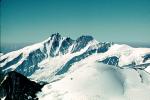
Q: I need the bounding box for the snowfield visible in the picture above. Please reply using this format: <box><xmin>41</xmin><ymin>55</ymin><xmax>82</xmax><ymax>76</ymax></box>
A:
<box><xmin>37</xmin><ymin>62</ymin><xmax>150</xmax><ymax>100</ymax></box>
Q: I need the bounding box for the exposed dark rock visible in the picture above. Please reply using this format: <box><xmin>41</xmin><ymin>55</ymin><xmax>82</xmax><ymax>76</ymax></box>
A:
<box><xmin>143</xmin><ymin>54</ymin><xmax>150</xmax><ymax>62</ymax></box>
<box><xmin>59</xmin><ymin>37</ymin><xmax>74</xmax><ymax>55</ymax></box>
<box><xmin>3</xmin><ymin>53</ymin><xmax>23</xmax><ymax>70</ymax></box>
<box><xmin>15</xmin><ymin>49</ymin><xmax>46</xmax><ymax>76</ymax></box>
<box><xmin>100</xmin><ymin>56</ymin><xmax>119</xmax><ymax>66</ymax></box>
<box><xmin>97</xmin><ymin>42</ymin><xmax>113</xmax><ymax>53</ymax></box>
<box><xmin>71</xmin><ymin>35</ymin><xmax>94</xmax><ymax>53</ymax></box>
<box><xmin>56</xmin><ymin>49</ymin><xmax>97</xmax><ymax>75</ymax></box>
<box><xmin>0</xmin><ymin>57</ymin><xmax>7</xmax><ymax>63</ymax></box>
<box><xmin>0</xmin><ymin>71</ymin><xmax>44</xmax><ymax>100</ymax></box>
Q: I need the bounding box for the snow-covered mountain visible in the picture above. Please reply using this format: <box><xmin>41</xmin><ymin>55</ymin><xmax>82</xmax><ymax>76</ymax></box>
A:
<box><xmin>0</xmin><ymin>33</ymin><xmax>150</xmax><ymax>100</ymax></box>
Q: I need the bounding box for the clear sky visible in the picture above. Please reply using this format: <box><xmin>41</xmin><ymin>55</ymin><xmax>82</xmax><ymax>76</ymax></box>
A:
<box><xmin>1</xmin><ymin>0</ymin><xmax>150</xmax><ymax>44</ymax></box>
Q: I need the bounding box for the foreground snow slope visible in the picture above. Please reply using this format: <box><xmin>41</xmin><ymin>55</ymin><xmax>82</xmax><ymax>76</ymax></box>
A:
<box><xmin>38</xmin><ymin>61</ymin><xmax>150</xmax><ymax>100</ymax></box>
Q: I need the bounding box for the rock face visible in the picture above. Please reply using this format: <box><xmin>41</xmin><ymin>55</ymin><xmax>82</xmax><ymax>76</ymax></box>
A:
<box><xmin>0</xmin><ymin>71</ymin><xmax>44</xmax><ymax>100</ymax></box>
<box><xmin>100</xmin><ymin>56</ymin><xmax>119</xmax><ymax>66</ymax></box>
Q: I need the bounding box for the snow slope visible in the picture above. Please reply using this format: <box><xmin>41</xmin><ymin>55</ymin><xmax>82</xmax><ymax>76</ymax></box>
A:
<box><xmin>37</xmin><ymin>59</ymin><xmax>150</xmax><ymax>100</ymax></box>
<box><xmin>0</xmin><ymin>53</ymin><xmax>3</xmax><ymax>57</ymax></box>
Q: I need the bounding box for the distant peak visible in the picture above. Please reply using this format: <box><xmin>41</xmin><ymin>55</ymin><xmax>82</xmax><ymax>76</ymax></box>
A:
<box><xmin>76</xmin><ymin>35</ymin><xmax>94</xmax><ymax>42</ymax></box>
<box><xmin>51</xmin><ymin>33</ymin><xmax>61</xmax><ymax>38</ymax></box>
<box><xmin>79</xmin><ymin>35</ymin><xmax>93</xmax><ymax>39</ymax></box>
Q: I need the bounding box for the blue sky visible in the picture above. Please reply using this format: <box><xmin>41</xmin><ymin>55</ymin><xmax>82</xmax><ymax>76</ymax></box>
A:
<box><xmin>1</xmin><ymin>0</ymin><xmax>150</xmax><ymax>44</ymax></box>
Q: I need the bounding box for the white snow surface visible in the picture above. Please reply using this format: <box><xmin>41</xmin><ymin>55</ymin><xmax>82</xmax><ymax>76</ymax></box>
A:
<box><xmin>145</xmin><ymin>66</ymin><xmax>150</xmax><ymax>73</ymax></box>
<box><xmin>37</xmin><ymin>60</ymin><xmax>150</xmax><ymax>100</ymax></box>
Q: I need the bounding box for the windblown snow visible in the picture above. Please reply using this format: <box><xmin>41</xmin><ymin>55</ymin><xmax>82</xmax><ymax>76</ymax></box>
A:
<box><xmin>0</xmin><ymin>33</ymin><xmax>150</xmax><ymax>100</ymax></box>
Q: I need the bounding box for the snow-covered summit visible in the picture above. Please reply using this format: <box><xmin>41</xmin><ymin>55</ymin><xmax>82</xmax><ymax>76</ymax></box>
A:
<box><xmin>0</xmin><ymin>33</ymin><xmax>109</xmax><ymax>75</ymax></box>
<box><xmin>0</xmin><ymin>33</ymin><xmax>150</xmax><ymax>78</ymax></box>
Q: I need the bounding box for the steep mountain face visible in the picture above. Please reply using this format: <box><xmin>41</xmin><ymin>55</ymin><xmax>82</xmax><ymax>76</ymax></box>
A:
<box><xmin>0</xmin><ymin>33</ymin><xmax>150</xmax><ymax>100</ymax></box>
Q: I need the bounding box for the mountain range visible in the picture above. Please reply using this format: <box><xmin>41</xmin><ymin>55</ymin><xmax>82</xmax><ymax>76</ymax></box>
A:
<box><xmin>0</xmin><ymin>33</ymin><xmax>150</xmax><ymax>100</ymax></box>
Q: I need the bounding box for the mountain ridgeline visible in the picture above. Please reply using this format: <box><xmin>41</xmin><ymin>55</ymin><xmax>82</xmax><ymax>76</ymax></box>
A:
<box><xmin>0</xmin><ymin>33</ymin><xmax>114</xmax><ymax>76</ymax></box>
